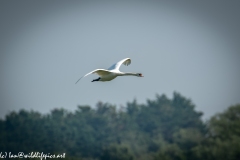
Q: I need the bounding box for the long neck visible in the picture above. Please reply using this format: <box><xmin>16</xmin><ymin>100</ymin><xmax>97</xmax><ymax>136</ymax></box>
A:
<box><xmin>120</xmin><ymin>72</ymin><xmax>138</xmax><ymax>76</ymax></box>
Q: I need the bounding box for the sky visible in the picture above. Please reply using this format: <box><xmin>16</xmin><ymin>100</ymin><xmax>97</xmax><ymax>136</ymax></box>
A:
<box><xmin>0</xmin><ymin>0</ymin><xmax>239</xmax><ymax>120</ymax></box>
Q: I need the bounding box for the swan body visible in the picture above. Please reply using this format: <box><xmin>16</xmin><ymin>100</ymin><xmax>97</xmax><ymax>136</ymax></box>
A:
<box><xmin>75</xmin><ymin>58</ymin><xmax>143</xmax><ymax>83</ymax></box>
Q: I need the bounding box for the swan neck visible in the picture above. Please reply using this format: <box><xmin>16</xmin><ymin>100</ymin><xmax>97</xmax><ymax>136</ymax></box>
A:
<box><xmin>122</xmin><ymin>72</ymin><xmax>138</xmax><ymax>76</ymax></box>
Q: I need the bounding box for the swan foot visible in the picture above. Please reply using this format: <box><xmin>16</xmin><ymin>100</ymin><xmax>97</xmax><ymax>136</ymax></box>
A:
<box><xmin>91</xmin><ymin>77</ymin><xmax>100</xmax><ymax>82</ymax></box>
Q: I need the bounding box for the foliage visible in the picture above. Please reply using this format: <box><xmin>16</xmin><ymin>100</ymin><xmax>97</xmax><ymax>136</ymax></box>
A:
<box><xmin>194</xmin><ymin>104</ymin><xmax>240</xmax><ymax>160</ymax></box>
<box><xmin>0</xmin><ymin>92</ymin><xmax>239</xmax><ymax>160</ymax></box>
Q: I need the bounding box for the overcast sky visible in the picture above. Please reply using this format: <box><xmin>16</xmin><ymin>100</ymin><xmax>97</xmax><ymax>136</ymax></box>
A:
<box><xmin>1</xmin><ymin>0</ymin><xmax>239</xmax><ymax>120</ymax></box>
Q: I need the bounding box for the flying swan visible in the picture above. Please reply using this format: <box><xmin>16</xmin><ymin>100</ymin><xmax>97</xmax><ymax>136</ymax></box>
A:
<box><xmin>75</xmin><ymin>58</ymin><xmax>143</xmax><ymax>83</ymax></box>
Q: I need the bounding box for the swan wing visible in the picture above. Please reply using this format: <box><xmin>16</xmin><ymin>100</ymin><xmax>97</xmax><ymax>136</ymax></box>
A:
<box><xmin>107</xmin><ymin>58</ymin><xmax>131</xmax><ymax>71</ymax></box>
<box><xmin>75</xmin><ymin>69</ymin><xmax>111</xmax><ymax>84</ymax></box>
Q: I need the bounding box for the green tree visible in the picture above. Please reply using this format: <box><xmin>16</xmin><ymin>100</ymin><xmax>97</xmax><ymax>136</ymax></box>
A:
<box><xmin>100</xmin><ymin>144</ymin><xmax>134</xmax><ymax>160</ymax></box>
<box><xmin>0</xmin><ymin>92</ymin><xmax>208</xmax><ymax>160</ymax></box>
<box><xmin>194</xmin><ymin>104</ymin><xmax>240</xmax><ymax>160</ymax></box>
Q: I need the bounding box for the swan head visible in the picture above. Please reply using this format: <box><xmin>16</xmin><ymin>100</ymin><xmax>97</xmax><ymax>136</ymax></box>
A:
<box><xmin>137</xmin><ymin>73</ymin><xmax>144</xmax><ymax>77</ymax></box>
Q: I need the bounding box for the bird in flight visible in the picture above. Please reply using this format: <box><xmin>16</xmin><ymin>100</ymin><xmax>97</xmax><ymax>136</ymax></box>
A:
<box><xmin>75</xmin><ymin>58</ymin><xmax>143</xmax><ymax>83</ymax></box>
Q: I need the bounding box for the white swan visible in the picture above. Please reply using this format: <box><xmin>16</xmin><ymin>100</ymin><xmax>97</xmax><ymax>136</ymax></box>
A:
<box><xmin>75</xmin><ymin>58</ymin><xmax>143</xmax><ymax>83</ymax></box>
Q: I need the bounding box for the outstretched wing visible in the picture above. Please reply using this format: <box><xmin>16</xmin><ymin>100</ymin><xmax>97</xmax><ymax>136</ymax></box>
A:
<box><xmin>108</xmin><ymin>58</ymin><xmax>131</xmax><ymax>71</ymax></box>
<box><xmin>75</xmin><ymin>69</ymin><xmax>111</xmax><ymax>84</ymax></box>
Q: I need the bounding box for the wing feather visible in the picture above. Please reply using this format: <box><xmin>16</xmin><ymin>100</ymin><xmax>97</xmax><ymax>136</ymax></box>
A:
<box><xmin>75</xmin><ymin>69</ymin><xmax>111</xmax><ymax>84</ymax></box>
<box><xmin>108</xmin><ymin>58</ymin><xmax>131</xmax><ymax>71</ymax></box>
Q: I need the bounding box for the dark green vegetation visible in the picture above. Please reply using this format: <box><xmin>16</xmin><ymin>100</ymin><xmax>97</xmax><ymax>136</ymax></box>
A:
<box><xmin>0</xmin><ymin>92</ymin><xmax>239</xmax><ymax>160</ymax></box>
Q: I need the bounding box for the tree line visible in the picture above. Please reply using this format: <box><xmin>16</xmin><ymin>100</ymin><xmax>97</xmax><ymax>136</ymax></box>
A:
<box><xmin>0</xmin><ymin>92</ymin><xmax>239</xmax><ymax>160</ymax></box>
